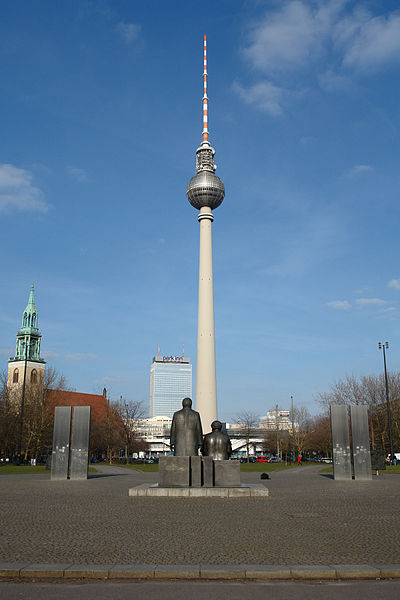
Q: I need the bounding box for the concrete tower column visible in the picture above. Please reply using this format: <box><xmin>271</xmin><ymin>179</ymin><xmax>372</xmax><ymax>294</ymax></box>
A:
<box><xmin>186</xmin><ymin>36</ymin><xmax>225</xmax><ymax>435</ymax></box>
<box><xmin>196</xmin><ymin>206</ymin><xmax>217</xmax><ymax>432</ymax></box>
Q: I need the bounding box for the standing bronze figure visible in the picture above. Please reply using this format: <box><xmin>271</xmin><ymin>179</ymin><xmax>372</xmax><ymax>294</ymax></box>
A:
<box><xmin>170</xmin><ymin>398</ymin><xmax>203</xmax><ymax>456</ymax></box>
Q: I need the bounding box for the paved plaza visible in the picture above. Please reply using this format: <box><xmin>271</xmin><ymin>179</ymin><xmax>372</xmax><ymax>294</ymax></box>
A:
<box><xmin>0</xmin><ymin>464</ymin><xmax>399</xmax><ymax>569</ymax></box>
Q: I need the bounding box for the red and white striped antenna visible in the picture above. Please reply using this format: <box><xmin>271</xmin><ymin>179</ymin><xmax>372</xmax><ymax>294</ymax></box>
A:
<box><xmin>202</xmin><ymin>34</ymin><xmax>208</xmax><ymax>143</ymax></box>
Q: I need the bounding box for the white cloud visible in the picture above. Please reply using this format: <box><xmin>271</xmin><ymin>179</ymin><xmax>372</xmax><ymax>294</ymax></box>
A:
<box><xmin>116</xmin><ymin>21</ymin><xmax>141</xmax><ymax>45</ymax></box>
<box><xmin>242</xmin><ymin>1</ymin><xmax>338</xmax><ymax>72</ymax></box>
<box><xmin>356</xmin><ymin>298</ymin><xmax>386</xmax><ymax>307</ymax></box>
<box><xmin>93</xmin><ymin>375</ymin><xmax>135</xmax><ymax>384</ymax></box>
<box><xmin>380</xmin><ymin>307</ymin><xmax>397</xmax><ymax>313</ymax></box>
<box><xmin>337</xmin><ymin>9</ymin><xmax>400</xmax><ymax>70</ymax></box>
<box><xmin>0</xmin><ymin>164</ymin><xmax>48</xmax><ymax>213</ymax></box>
<box><xmin>238</xmin><ymin>2</ymin><xmax>400</xmax><ymax>113</ymax></box>
<box><xmin>233</xmin><ymin>80</ymin><xmax>284</xmax><ymax>116</ymax></box>
<box><xmin>388</xmin><ymin>279</ymin><xmax>400</xmax><ymax>290</ymax></box>
<box><xmin>327</xmin><ymin>300</ymin><xmax>351</xmax><ymax>310</ymax></box>
<box><xmin>345</xmin><ymin>164</ymin><xmax>373</xmax><ymax>178</ymax></box>
<box><xmin>318</xmin><ymin>69</ymin><xmax>351</xmax><ymax>91</ymax></box>
<box><xmin>65</xmin><ymin>353</ymin><xmax>101</xmax><ymax>361</ymax></box>
<box><xmin>41</xmin><ymin>350</ymin><xmax>59</xmax><ymax>359</ymax></box>
<box><xmin>67</xmin><ymin>165</ymin><xmax>88</xmax><ymax>183</ymax></box>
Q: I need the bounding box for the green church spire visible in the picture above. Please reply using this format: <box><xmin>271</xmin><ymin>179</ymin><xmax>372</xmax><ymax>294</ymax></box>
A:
<box><xmin>21</xmin><ymin>283</ymin><xmax>38</xmax><ymax>333</ymax></box>
<box><xmin>10</xmin><ymin>284</ymin><xmax>45</xmax><ymax>363</ymax></box>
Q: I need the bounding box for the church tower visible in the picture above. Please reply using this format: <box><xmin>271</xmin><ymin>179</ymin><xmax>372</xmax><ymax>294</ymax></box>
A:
<box><xmin>7</xmin><ymin>284</ymin><xmax>46</xmax><ymax>390</ymax></box>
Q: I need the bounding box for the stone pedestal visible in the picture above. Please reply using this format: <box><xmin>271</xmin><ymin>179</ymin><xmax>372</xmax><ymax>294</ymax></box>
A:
<box><xmin>190</xmin><ymin>456</ymin><xmax>202</xmax><ymax>487</ymax></box>
<box><xmin>214</xmin><ymin>460</ymin><xmax>240</xmax><ymax>487</ymax></box>
<box><xmin>157</xmin><ymin>456</ymin><xmax>241</xmax><ymax>489</ymax></box>
<box><xmin>158</xmin><ymin>456</ymin><xmax>190</xmax><ymax>487</ymax></box>
<box><xmin>202</xmin><ymin>456</ymin><xmax>214</xmax><ymax>487</ymax></box>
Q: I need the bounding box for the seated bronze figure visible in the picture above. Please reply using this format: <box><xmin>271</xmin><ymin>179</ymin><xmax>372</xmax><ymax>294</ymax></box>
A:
<box><xmin>201</xmin><ymin>420</ymin><xmax>232</xmax><ymax>460</ymax></box>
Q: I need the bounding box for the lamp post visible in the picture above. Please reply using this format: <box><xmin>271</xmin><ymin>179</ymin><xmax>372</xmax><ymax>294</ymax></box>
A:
<box><xmin>291</xmin><ymin>395</ymin><xmax>295</xmax><ymax>461</ymax></box>
<box><xmin>378</xmin><ymin>342</ymin><xmax>394</xmax><ymax>463</ymax></box>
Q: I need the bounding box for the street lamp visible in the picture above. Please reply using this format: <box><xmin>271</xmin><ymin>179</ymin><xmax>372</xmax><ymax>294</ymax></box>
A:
<box><xmin>291</xmin><ymin>395</ymin><xmax>295</xmax><ymax>461</ymax></box>
<box><xmin>378</xmin><ymin>342</ymin><xmax>394</xmax><ymax>463</ymax></box>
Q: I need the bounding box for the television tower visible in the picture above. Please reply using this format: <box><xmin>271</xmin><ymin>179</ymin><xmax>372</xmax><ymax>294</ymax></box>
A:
<box><xmin>186</xmin><ymin>35</ymin><xmax>225</xmax><ymax>433</ymax></box>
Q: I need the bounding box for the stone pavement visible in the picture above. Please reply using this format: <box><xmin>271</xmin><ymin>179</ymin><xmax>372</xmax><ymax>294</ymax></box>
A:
<box><xmin>0</xmin><ymin>464</ymin><xmax>399</xmax><ymax>572</ymax></box>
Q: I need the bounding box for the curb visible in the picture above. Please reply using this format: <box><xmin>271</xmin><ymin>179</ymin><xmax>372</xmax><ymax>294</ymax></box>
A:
<box><xmin>0</xmin><ymin>563</ymin><xmax>399</xmax><ymax>581</ymax></box>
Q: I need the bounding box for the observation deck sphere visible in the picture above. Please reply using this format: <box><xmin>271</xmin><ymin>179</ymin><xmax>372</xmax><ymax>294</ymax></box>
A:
<box><xmin>186</xmin><ymin>170</ymin><xmax>225</xmax><ymax>210</ymax></box>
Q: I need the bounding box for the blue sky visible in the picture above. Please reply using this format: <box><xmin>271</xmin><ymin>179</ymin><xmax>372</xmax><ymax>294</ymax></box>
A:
<box><xmin>1</xmin><ymin>0</ymin><xmax>400</xmax><ymax>421</ymax></box>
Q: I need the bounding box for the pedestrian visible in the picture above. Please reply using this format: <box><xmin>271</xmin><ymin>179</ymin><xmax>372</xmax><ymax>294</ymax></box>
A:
<box><xmin>297</xmin><ymin>455</ymin><xmax>302</xmax><ymax>465</ymax></box>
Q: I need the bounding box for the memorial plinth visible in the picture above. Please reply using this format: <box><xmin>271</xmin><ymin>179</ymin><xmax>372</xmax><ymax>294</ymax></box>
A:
<box><xmin>129</xmin><ymin>456</ymin><xmax>269</xmax><ymax>498</ymax></box>
<box><xmin>129</xmin><ymin>483</ymin><xmax>269</xmax><ymax>497</ymax></box>
<box><xmin>158</xmin><ymin>456</ymin><xmax>240</xmax><ymax>488</ymax></box>
<box><xmin>158</xmin><ymin>457</ymin><xmax>190</xmax><ymax>487</ymax></box>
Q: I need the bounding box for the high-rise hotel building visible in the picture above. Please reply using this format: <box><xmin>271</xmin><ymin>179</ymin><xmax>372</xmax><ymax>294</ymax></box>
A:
<box><xmin>149</xmin><ymin>352</ymin><xmax>192</xmax><ymax>418</ymax></box>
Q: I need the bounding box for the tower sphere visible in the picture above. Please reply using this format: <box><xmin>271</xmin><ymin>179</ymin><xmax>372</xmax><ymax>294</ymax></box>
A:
<box><xmin>186</xmin><ymin>169</ymin><xmax>225</xmax><ymax>210</ymax></box>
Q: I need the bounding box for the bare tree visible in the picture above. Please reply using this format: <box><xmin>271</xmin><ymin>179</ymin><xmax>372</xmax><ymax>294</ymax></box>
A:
<box><xmin>0</xmin><ymin>371</ymin><xmax>19</xmax><ymax>459</ymax></box>
<box><xmin>303</xmin><ymin>413</ymin><xmax>332</xmax><ymax>457</ymax></box>
<box><xmin>236</xmin><ymin>411</ymin><xmax>259</xmax><ymax>462</ymax></box>
<box><xmin>22</xmin><ymin>367</ymin><xmax>72</xmax><ymax>460</ymax></box>
<box><xmin>292</xmin><ymin>406</ymin><xmax>311</xmax><ymax>458</ymax></box>
<box><xmin>0</xmin><ymin>366</ymin><xmax>71</xmax><ymax>461</ymax></box>
<box><xmin>262</xmin><ymin>429</ymin><xmax>290</xmax><ymax>457</ymax></box>
<box><xmin>115</xmin><ymin>397</ymin><xmax>147</xmax><ymax>463</ymax></box>
<box><xmin>316</xmin><ymin>373</ymin><xmax>400</xmax><ymax>454</ymax></box>
<box><xmin>90</xmin><ymin>398</ymin><xmax>124</xmax><ymax>463</ymax></box>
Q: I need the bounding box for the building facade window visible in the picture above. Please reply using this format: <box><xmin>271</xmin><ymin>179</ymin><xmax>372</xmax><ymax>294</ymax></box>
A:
<box><xmin>13</xmin><ymin>369</ymin><xmax>19</xmax><ymax>383</ymax></box>
<box><xmin>31</xmin><ymin>369</ymin><xmax>38</xmax><ymax>384</ymax></box>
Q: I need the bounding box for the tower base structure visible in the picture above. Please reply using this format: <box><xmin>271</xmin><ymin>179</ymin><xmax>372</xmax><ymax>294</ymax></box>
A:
<box><xmin>195</xmin><ymin>206</ymin><xmax>218</xmax><ymax>432</ymax></box>
<box><xmin>7</xmin><ymin>360</ymin><xmax>45</xmax><ymax>405</ymax></box>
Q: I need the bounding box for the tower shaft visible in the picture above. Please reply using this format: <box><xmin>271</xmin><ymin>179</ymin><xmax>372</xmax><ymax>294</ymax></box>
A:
<box><xmin>196</xmin><ymin>206</ymin><xmax>217</xmax><ymax>431</ymax></box>
<box><xmin>186</xmin><ymin>36</ymin><xmax>225</xmax><ymax>434</ymax></box>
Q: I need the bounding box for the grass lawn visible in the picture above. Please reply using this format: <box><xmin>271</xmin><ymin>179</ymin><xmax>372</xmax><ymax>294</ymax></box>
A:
<box><xmin>106</xmin><ymin>461</ymin><xmax>322</xmax><ymax>473</ymax></box>
<box><xmin>0</xmin><ymin>464</ymin><xmax>98</xmax><ymax>475</ymax></box>
<box><xmin>239</xmin><ymin>461</ymin><xmax>320</xmax><ymax>472</ymax></box>
<box><xmin>108</xmin><ymin>462</ymin><xmax>159</xmax><ymax>472</ymax></box>
<box><xmin>319</xmin><ymin>464</ymin><xmax>400</xmax><ymax>475</ymax></box>
<box><xmin>0</xmin><ymin>464</ymin><xmax>48</xmax><ymax>474</ymax></box>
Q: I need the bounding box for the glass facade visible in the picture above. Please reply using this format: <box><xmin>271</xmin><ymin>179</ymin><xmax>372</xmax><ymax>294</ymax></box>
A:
<box><xmin>150</xmin><ymin>357</ymin><xmax>192</xmax><ymax>418</ymax></box>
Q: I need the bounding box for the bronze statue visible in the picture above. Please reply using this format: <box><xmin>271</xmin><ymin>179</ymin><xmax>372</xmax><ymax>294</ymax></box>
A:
<box><xmin>201</xmin><ymin>420</ymin><xmax>232</xmax><ymax>460</ymax></box>
<box><xmin>170</xmin><ymin>398</ymin><xmax>203</xmax><ymax>456</ymax></box>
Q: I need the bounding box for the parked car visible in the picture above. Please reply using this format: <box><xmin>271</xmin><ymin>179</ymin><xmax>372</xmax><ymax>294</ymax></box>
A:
<box><xmin>256</xmin><ymin>457</ymin><xmax>271</xmax><ymax>463</ymax></box>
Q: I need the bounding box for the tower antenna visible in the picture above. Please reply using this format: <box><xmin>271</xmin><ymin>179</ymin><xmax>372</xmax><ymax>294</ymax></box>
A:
<box><xmin>157</xmin><ymin>342</ymin><xmax>160</xmax><ymax>357</ymax></box>
<box><xmin>182</xmin><ymin>343</ymin><xmax>185</xmax><ymax>358</ymax></box>
<box><xmin>202</xmin><ymin>34</ymin><xmax>208</xmax><ymax>143</ymax></box>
